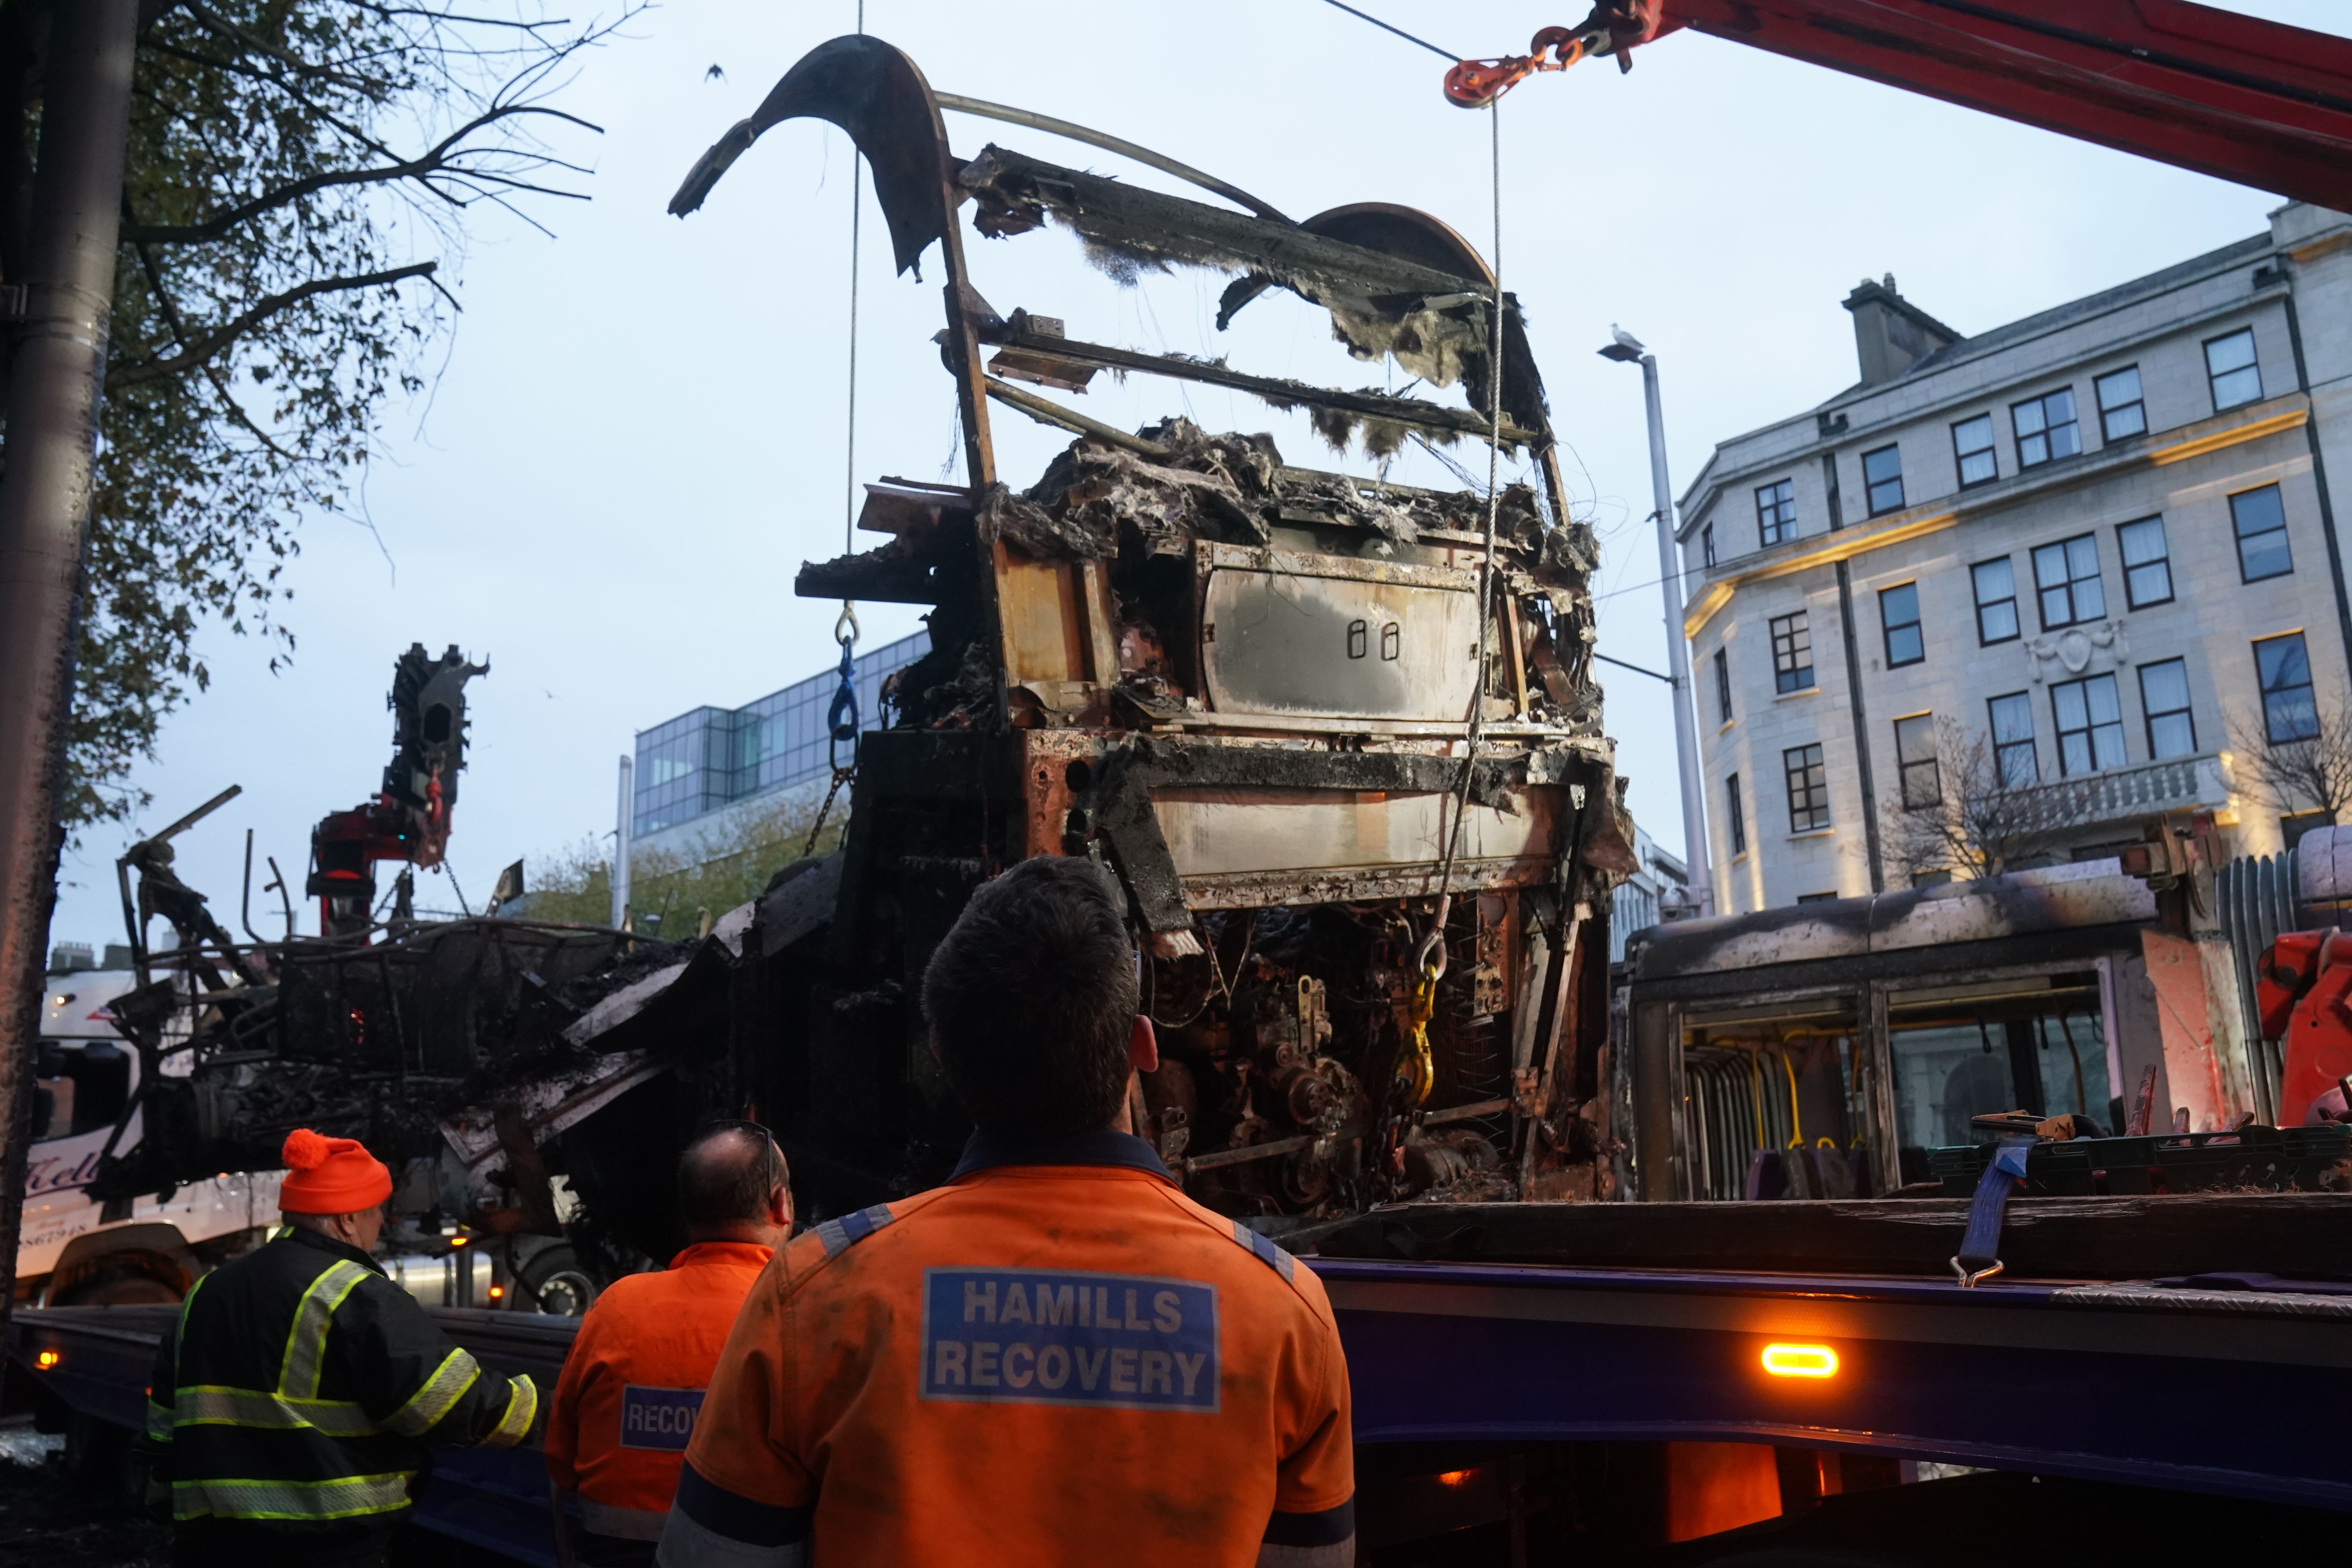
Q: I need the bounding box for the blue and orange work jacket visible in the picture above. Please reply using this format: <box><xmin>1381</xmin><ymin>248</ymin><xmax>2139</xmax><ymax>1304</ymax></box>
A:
<box><xmin>545</xmin><ymin>1240</ymin><xmax>773</xmax><ymax>1540</ymax></box>
<box><xmin>656</xmin><ymin>1131</ymin><xmax>1355</xmax><ymax>1567</ymax></box>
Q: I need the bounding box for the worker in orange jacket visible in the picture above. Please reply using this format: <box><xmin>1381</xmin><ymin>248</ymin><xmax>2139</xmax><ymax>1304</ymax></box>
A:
<box><xmin>545</xmin><ymin>1123</ymin><xmax>792</xmax><ymax>1566</ymax></box>
<box><xmin>657</xmin><ymin>857</ymin><xmax>1356</xmax><ymax>1568</ymax></box>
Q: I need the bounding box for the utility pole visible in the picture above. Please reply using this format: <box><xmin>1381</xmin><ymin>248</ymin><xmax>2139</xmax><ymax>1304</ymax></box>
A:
<box><xmin>0</xmin><ymin>0</ymin><xmax>142</xmax><ymax>1330</ymax></box>
<box><xmin>612</xmin><ymin>754</ymin><xmax>634</xmax><ymax>929</ymax></box>
<box><xmin>1600</xmin><ymin>327</ymin><xmax>1712</xmax><ymax>916</ymax></box>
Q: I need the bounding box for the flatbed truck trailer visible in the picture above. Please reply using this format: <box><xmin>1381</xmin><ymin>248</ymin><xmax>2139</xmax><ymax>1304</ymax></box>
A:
<box><xmin>12</xmin><ymin>1194</ymin><xmax>2352</xmax><ymax>1564</ymax></box>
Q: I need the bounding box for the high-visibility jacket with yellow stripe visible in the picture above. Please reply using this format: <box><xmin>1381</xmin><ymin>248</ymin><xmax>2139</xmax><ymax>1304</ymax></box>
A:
<box><xmin>140</xmin><ymin>1225</ymin><xmax>539</xmax><ymax>1549</ymax></box>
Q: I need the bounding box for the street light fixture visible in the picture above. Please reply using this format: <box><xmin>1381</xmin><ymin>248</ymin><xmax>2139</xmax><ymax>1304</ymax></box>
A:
<box><xmin>1598</xmin><ymin>326</ymin><xmax>1712</xmax><ymax>918</ymax></box>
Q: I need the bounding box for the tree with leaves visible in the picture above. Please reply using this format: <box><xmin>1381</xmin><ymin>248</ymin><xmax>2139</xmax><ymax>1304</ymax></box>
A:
<box><xmin>522</xmin><ymin>794</ymin><xmax>849</xmax><ymax>932</ymax></box>
<box><xmin>0</xmin><ymin>0</ymin><xmax>631</xmax><ymax>829</ymax></box>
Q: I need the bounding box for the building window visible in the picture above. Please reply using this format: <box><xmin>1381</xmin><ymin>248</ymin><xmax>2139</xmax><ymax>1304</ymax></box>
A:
<box><xmin>1727</xmin><ymin>773</ymin><xmax>1747</xmax><ymax>856</ymax></box>
<box><xmin>1769</xmin><ymin>612</ymin><xmax>1814</xmax><ymax>694</ymax></box>
<box><xmin>1701</xmin><ymin>522</ymin><xmax>1717</xmax><ymax>568</ymax></box>
<box><xmin>1971</xmin><ymin>558</ymin><xmax>2020</xmax><ymax>644</ymax></box>
<box><xmin>1755</xmin><ymin>479</ymin><xmax>1797</xmax><ymax>547</ymax></box>
<box><xmin>1795</xmin><ymin>892</ymin><xmax>1838</xmax><ymax>905</ymax></box>
<box><xmin>2012</xmin><ymin>387</ymin><xmax>2080</xmax><ymax>468</ymax></box>
<box><xmin>1951</xmin><ymin>415</ymin><xmax>1997</xmax><ymax>488</ymax></box>
<box><xmin>1988</xmin><ymin>692</ymin><xmax>2039</xmax><ymax>787</ymax></box>
<box><xmin>2205</xmin><ymin>326</ymin><xmax>2262</xmax><ymax>411</ymax></box>
<box><xmin>2095</xmin><ymin>365</ymin><xmax>2145</xmax><ymax>442</ymax></box>
<box><xmin>1879</xmin><ymin>583</ymin><xmax>1924</xmax><ymax>668</ymax></box>
<box><xmin>2255</xmin><ymin>632</ymin><xmax>2318</xmax><ymax>744</ymax></box>
<box><xmin>2138</xmin><ymin>658</ymin><xmax>2196</xmax><ymax>759</ymax></box>
<box><xmin>1785</xmin><ymin>743</ymin><xmax>1830</xmax><ymax>832</ymax></box>
<box><xmin>2051</xmin><ymin>673</ymin><xmax>2127</xmax><ymax>775</ymax></box>
<box><xmin>1894</xmin><ymin>712</ymin><xmax>1940</xmax><ymax>808</ymax></box>
<box><xmin>1713</xmin><ymin>646</ymin><xmax>1732</xmax><ymax>724</ymax></box>
<box><xmin>2117</xmin><ymin>517</ymin><xmax>2172</xmax><ymax>608</ymax></box>
<box><xmin>2230</xmin><ymin>483</ymin><xmax>2293</xmax><ymax>583</ymax></box>
<box><xmin>2031</xmin><ymin>534</ymin><xmax>2105</xmax><ymax>630</ymax></box>
<box><xmin>1862</xmin><ymin>445</ymin><xmax>1904</xmax><ymax>515</ymax></box>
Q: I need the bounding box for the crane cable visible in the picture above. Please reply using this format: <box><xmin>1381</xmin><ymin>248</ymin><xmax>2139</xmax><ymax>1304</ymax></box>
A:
<box><xmin>1402</xmin><ymin>95</ymin><xmax>1506</xmax><ymax>1108</ymax></box>
<box><xmin>806</xmin><ymin>0</ymin><xmax>867</xmax><ymax>863</ymax></box>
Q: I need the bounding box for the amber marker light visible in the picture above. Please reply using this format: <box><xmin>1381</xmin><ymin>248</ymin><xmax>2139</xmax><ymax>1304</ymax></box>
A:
<box><xmin>1761</xmin><ymin>1343</ymin><xmax>1838</xmax><ymax>1379</ymax></box>
<box><xmin>34</xmin><ymin>1350</ymin><xmax>59</xmax><ymax>1369</ymax></box>
<box><xmin>1434</xmin><ymin>1470</ymin><xmax>1474</xmax><ymax>1488</ymax></box>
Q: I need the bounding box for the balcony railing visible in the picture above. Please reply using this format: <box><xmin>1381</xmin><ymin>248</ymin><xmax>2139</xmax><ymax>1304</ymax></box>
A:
<box><xmin>2005</xmin><ymin>751</ymin><xmax>2232</xmax><ymax>831</ymax></box>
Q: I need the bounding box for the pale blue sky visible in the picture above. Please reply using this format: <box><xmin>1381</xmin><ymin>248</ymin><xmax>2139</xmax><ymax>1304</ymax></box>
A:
<box><xmin>49</xmin><ymin>0</ymin><xmax>2352</xmax><ymax>946</ymax></box>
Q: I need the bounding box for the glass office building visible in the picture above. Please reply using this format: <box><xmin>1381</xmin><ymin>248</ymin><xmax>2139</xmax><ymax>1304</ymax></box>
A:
<box><xmin>632</xmin><ymin>630</ymin><xmax>931</xmax><ymax>840</ymax></box>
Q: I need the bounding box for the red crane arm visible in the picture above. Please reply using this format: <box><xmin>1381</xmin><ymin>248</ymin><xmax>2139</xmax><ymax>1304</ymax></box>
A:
<box><xmin>1472</xmin><ymin>2</ymin><xmax>2352</xmax><ymax>211</ymax></box>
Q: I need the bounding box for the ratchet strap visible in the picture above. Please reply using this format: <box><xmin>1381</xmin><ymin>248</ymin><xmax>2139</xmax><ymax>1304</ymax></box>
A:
<box><xmin>1952</xmin><ymin>1135</ymin><xmax>2034</xmax><ymax>1287</ymax></box>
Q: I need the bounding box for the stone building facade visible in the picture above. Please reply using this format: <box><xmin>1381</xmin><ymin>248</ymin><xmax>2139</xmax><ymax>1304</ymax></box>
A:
<box><xmin>1678</xmin><ymin>203</ymin><xmax>2352</xmax><ymax>914</ymax></box>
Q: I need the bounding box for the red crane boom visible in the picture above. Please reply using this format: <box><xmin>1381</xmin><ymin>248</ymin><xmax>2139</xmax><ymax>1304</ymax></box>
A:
<box><xmin>1453</xmin><ymin>1</ymin><xmax>2352</xmax><ymax>211</ymax></box>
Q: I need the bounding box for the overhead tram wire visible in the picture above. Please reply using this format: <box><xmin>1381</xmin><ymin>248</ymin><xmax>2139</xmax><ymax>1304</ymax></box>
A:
<box><xmin>1312</xmin><ymin>0</ymin><xmax>1463</xmax><ymax>62</ymax></box>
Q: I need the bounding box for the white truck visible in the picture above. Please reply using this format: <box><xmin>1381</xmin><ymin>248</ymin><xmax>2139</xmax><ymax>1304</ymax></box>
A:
<box><xmin>22</xmin><ymin>946</ymin><xmax>279</xmax><ymax>1304</ymax></box>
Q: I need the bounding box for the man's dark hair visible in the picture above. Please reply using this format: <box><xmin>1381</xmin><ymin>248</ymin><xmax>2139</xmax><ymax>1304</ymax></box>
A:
<box><xmin>677</xmin><ymin>1122</ymin><xmax>787</xmax><ymax>1235</ymax></box>
<box><xmin>923</xmin><ymin>856</ymin><xmax>1139</xmax><ymax>1140</ymax></box>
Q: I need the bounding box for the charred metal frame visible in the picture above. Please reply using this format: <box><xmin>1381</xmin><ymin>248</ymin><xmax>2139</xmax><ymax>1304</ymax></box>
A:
<box><xmin>671</xmin><ymin>35</ymin><xmax>1632</xmax><ymax>1215</ymax></box>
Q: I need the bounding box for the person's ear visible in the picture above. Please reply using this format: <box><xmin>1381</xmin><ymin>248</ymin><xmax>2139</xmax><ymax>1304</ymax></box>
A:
<box><xmin>769</xmin><ymin>1181</ymin><xmax>794</xmax><ymax>1229</ymax></box>
<box><xmin>1127</xmin><ymin>1014</ymin><xmax>1159</xmax><ymax>1074</ymax></box>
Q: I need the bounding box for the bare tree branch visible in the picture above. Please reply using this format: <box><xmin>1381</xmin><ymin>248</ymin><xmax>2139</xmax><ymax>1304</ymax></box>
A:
<box><xmin>108</xmin><ymin>261</ymin><xmax>439</xmax><ymax>389</ymax></box>
<box><xmin>122</xmin><ymin>102</ymin><xmax>600</xmax><ymax>245</ymax></box>
<box><xmin>2229</xmin><ymin>691</ymin><xmax>2352</xmax><ymax>830</ymax></box>
<box><xmin>1882</xmin><ymin>716</ymin><xmax>2100</xmax><ymax>883</ymax></box>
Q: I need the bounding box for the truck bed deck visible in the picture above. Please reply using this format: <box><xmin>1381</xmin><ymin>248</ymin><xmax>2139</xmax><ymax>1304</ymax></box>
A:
<box><xmin>12</xmin><ymin>1196</ymin><xmax>2351</xmax><ymax>1562</ymax></box>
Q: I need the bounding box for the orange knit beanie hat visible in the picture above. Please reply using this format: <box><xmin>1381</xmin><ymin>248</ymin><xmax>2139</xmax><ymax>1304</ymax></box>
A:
<box><xmin>279</xmin><ymin>1128</ymin><xmax>393</xmax><ymax>1215</ymax></box>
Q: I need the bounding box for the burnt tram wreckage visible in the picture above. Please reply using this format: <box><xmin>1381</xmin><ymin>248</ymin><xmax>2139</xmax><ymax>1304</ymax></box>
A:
<box><xmin>94</xmin><ymin>36</ymin><xmax>1638</xmax><ymax>1267</ymax></box>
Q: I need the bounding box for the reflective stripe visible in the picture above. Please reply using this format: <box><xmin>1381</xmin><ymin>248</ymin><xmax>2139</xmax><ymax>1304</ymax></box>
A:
<box><xmin>383</xmin><ymin>1348</ymin><xmax>481</xmax><ymax>1437</ymax></box>
<box><xmin>1231</xmin><ymin>1220</ymin><xmax>1297</xmax><ymax>1283</ymax></box>
<box><xmin>580</xmin><ymin>1495</ymin><xmax>670</xmax><ymax>1541</ymax></box>
<box><xmin>145</xmin><ymin>1400</ymin><xmax>174</xmax><ymax>1443</ymax></box>
<box><xmin>656</xmin><ymin>1504</ymin><xmax>808</xmax><ymax>1568</ymax></box>
<box><xmin>172</xmin><ymin>1471</ymin><xmax>414</xmax><ymax>1522</ymax></box>
<box><xmin>814</xmin><ymin>1203</ymin><xmax>894</xmax><ymax>1258</ymax></box>
<box><xmin>1257</xmin><ymin>1543</ymin><xmax>1354</xmax><ymax>1568</ymax></box>
<box><xmin>485</xmin><ymin>1374</ymin><xmax>537</xmax><ymax>1448</ymax></box>
<box><xmin>173</xmin><ymin>1272</ymin><xmax>209</xmax><ymax>1367</ymax></box>
<box><xmin>175</xmin><ymin>1385</ymin><xmax>376</xmax><ymax>1437</ymax></box>
<box><xmin>277</xmin><ymin>1260</ymin><xmax>372</xmax><ymax>1398</ymax></box>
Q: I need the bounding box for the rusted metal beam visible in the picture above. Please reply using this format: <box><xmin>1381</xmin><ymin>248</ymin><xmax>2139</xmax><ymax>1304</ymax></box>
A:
<box><xmin>981</xmin><ymin>375</ymin><xmax>1171</xmax><ymax>458</ymax></box>
<box><xmin>933</xmin><ymin>92</ymin><xmax>1291</xmax><ymax>224</ymax></box>
<box><xmin>979</xmin><ymin>319</ymin><xmax>1541</xmax><ymax>449</ymax></box>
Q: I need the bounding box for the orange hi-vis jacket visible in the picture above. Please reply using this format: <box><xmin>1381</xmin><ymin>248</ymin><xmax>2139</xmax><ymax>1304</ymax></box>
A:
<box><xmin>655</xmin><ymin>1131</ymin><xmax>1355</xmax><ymax>1568</ymax></box>
<box><xmin>545</xmin><ymin>1241</ymin><xmax>774</xmax><ymax>1541</ymax></box>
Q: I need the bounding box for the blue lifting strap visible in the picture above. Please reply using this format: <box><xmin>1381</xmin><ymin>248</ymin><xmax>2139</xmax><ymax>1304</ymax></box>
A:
<box><xmin>1952</xmin><ymin>1135</ymin><xmax>2034</xmax><ymax>1287</ymax></box>
<box><xmin>826</xmin><ymin>638</ymin><xmax>859</xmax><ymax>746</ymax></box>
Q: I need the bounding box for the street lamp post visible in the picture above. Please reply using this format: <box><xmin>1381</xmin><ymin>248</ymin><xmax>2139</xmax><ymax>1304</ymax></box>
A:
<box><xmin>1599</xmin><ymin>327</ymin><xmax>1712</xmax><ymax>917</ymax></box>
